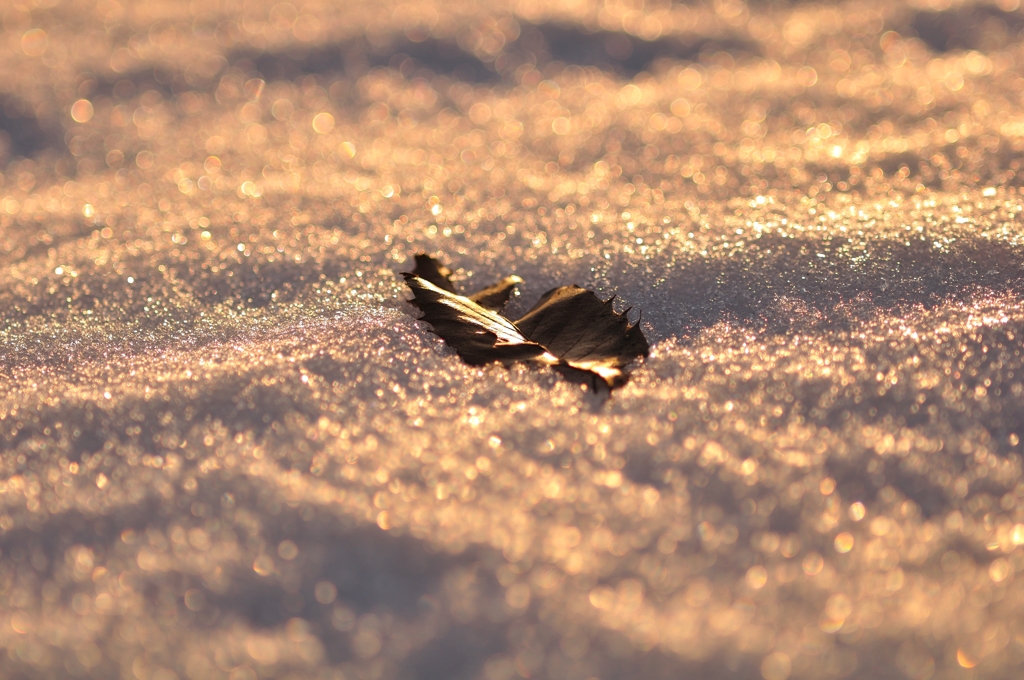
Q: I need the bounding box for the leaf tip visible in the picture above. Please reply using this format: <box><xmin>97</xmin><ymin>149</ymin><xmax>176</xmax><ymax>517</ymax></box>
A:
<box><xmin>408</xmin><ymin>253</ymin><xmax>456</xmax><ymax>293</ymax></box>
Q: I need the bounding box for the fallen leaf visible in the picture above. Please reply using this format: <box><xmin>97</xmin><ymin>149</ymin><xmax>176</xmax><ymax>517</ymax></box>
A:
<box><xmin>409</xmin><ymin>253</ymin><xmax>522</xmax><ymax>311</ymax></box>
<box><xmin>403</xmin><ymin>255</ymin><xmax>648</xmax><ymax>388</ymax></box>
<box><xmin>409</xmin><ymin>253</ymin><xmax>456</xmax><ymax>293</ymax></box>
<box><xmin>468</xmin><ymin>275</ymin><xmax>523</xmax><ymax>312</ymax></box>
<box><xmin>515</xmin><ymin>285</ymin><xmax>649</xmax><ymax>386</ymax></box>
<box><xmin>402</xmin><ymin>273</ymin><xmax>557</xmax><ymax>366</ymax></box>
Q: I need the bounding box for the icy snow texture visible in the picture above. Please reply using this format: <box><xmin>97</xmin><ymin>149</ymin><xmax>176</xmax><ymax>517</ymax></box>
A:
<box><xmin>3</xmin><ymin>1</ymin><xmax>1024</xmax><ymax>679</ymax></box>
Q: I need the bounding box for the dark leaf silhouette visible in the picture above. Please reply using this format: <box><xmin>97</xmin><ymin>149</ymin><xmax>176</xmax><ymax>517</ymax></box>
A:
<box><xmin>402</xmin><ymin>273</ymin><xmax>555</xmax><ymax>366</ymax></box>
<box><xmin>403</xmin><ymin>255</ymin><xmax>648</xmax><ymax>388</ymax></box>
<box><xmin>515</xmin><ymin>285</ymin><xmax>649</xmax><ymax>386</ymax></box>
<box><xmin>411</xmin><ymin>253</ymin><xmax>521</xmax><ymax>312</ymax></box>
<box><xmin>410</xmin><ymin>253</ymin><xmax>457</xmax><ymax>293</ymax></box>
<box><xmin>468</xmin><ymin>275</ymin><xmax>523</xmax><ymax>312</ymax></box>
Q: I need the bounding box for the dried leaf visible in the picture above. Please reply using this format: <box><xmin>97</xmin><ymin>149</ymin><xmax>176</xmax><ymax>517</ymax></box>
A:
<box><xmin>410</xmin><ymin>253</ymin><xmax>456</xmax><ymax>293</ymax></box>
<box><xmin>402</xmin><ymin>273</ymin><xmax>556</xmax><ymax>366</ymax></box>
<box><xmin>403</xmin><ymin>255</ymin><xmax>648</xmax><ymax>389</ymax></box>
<box><xmin>469</xmin><ymin>276</ymin><xmax>523</xmax><ymax>312</ymax></box>
<box><xmin>410</xmin><ymin>254</ymin><xmax>521</xmax><ymax>312</ymax></box>
<box><xmin>514</xmin><ymin>285</ymin><xmax>649</xmax><ymax>387</ymax></box>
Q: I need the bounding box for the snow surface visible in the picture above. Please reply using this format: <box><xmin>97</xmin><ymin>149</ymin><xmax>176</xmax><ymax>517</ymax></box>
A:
<box><xmin>3</xmin><ymin>1</ymin><xmax>1024</xmax><ymax>679</ymax></box>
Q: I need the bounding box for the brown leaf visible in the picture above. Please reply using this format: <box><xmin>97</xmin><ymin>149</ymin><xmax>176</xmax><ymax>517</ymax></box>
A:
<box><xmin>403</xmin><ymin>255</ymin><xmax>648</xmax><ymax>389</ymax></box>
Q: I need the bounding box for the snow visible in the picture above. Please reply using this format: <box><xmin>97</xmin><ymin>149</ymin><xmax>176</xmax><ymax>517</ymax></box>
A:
<box><xmin>2</xmin><ymin>1</ymin><xmax>1024</xmax><ymax>679</ymax></box>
